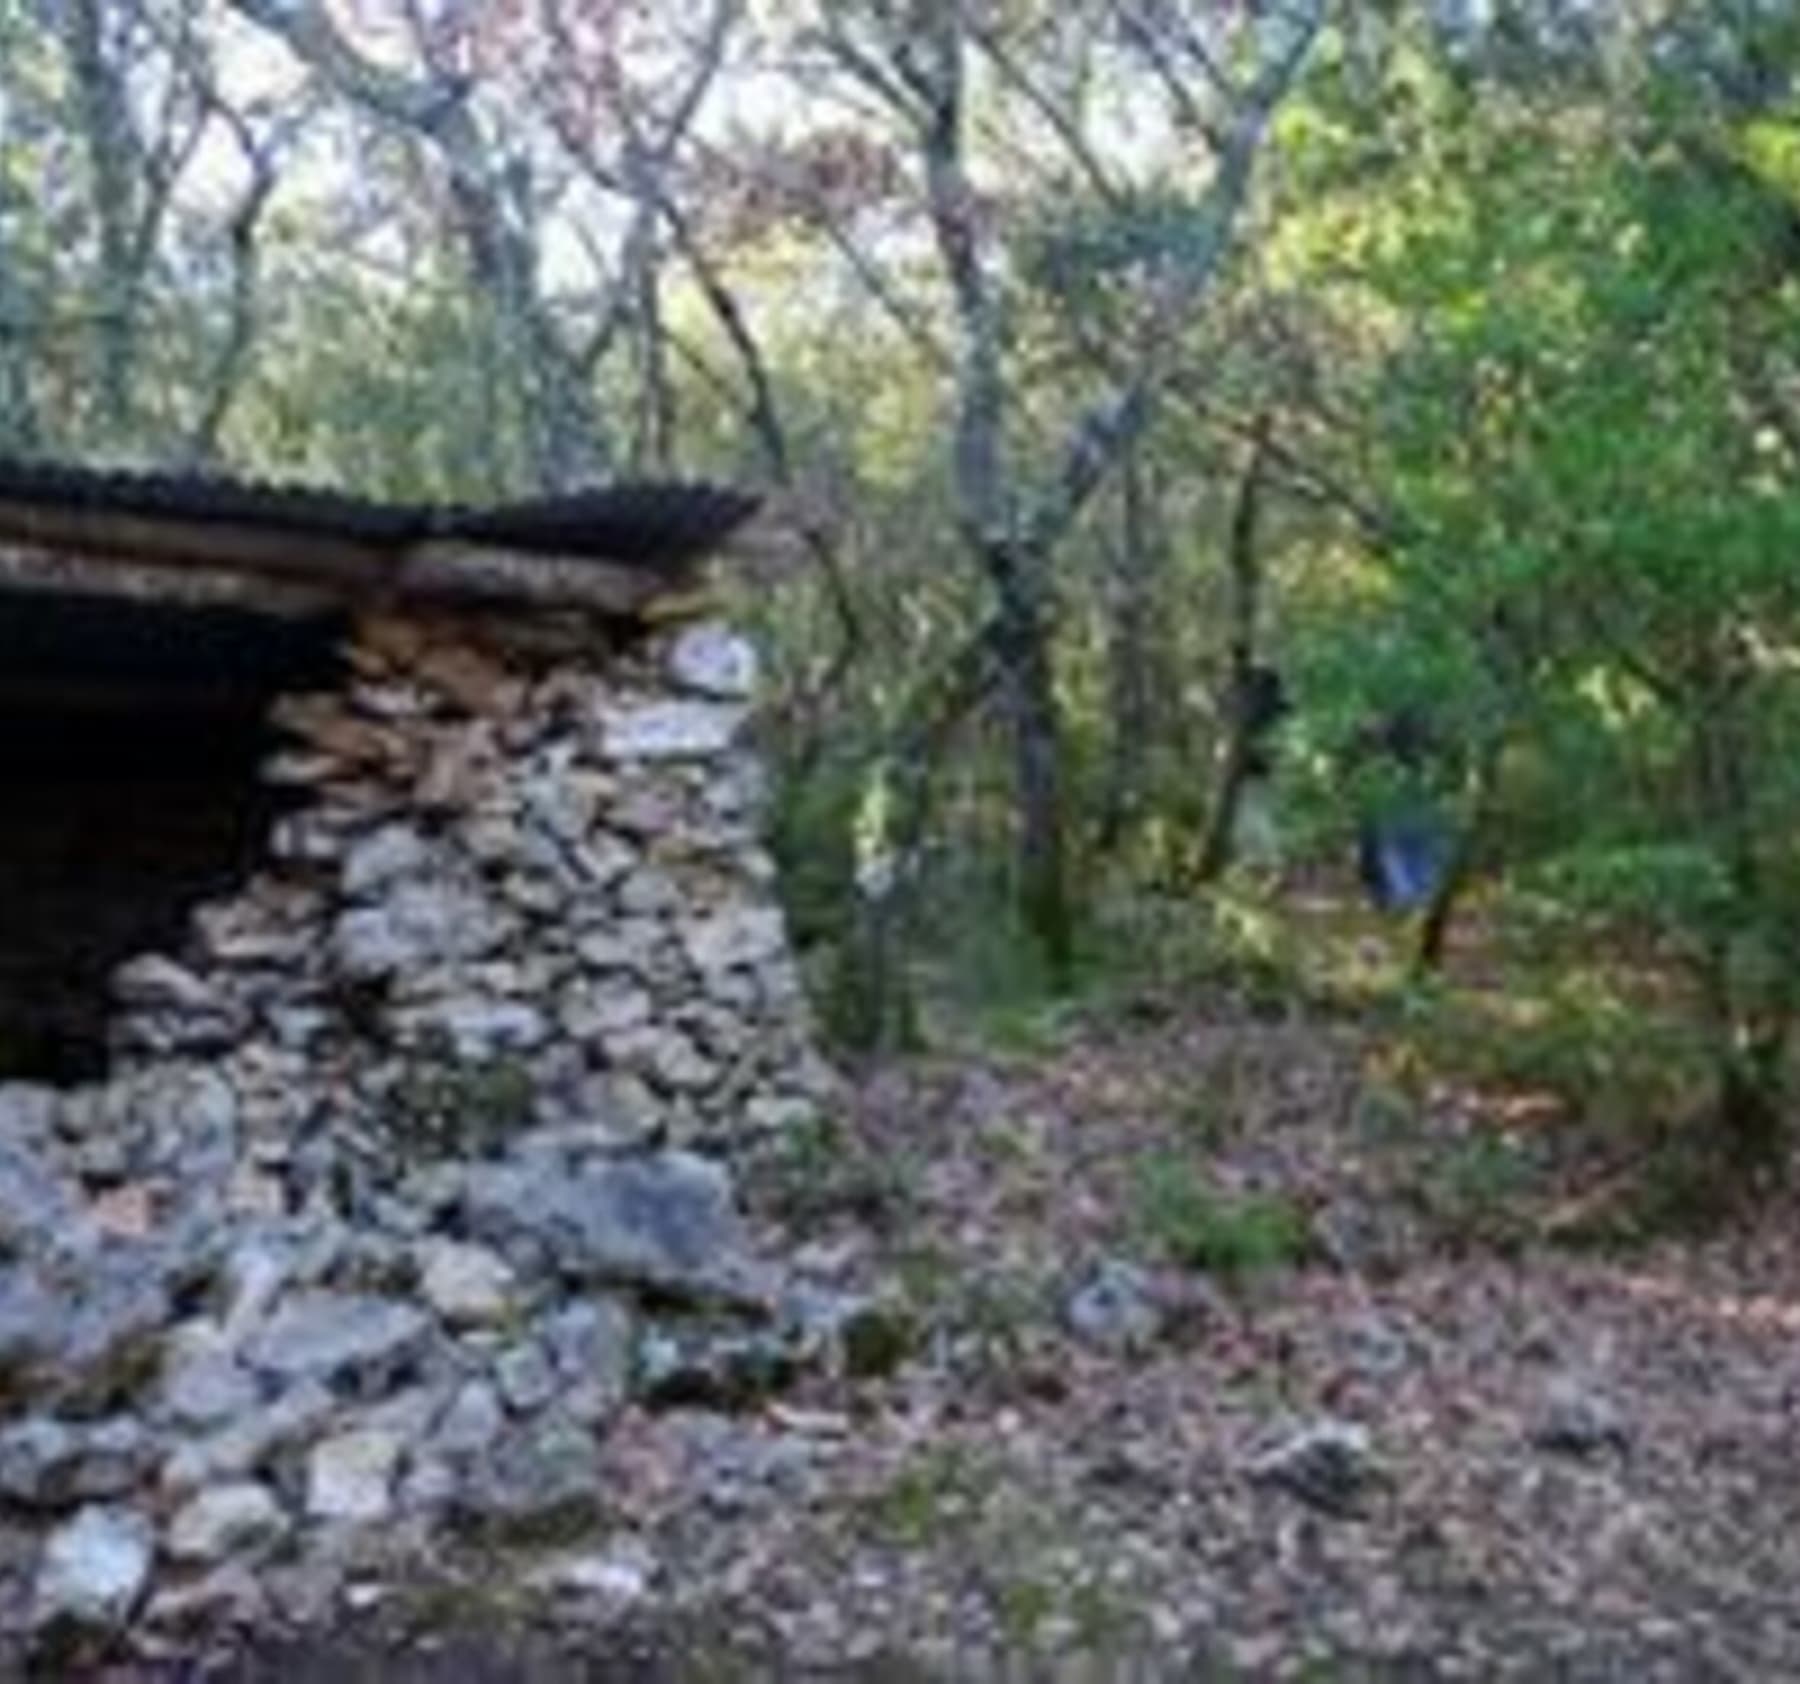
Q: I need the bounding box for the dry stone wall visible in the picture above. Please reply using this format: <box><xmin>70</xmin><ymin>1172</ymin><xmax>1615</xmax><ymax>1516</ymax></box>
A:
<box><xmin>0</xmin><ymin>602</ymin><xmax>873</xmax><ymax>1662</ymax></box>
<box><xmin>112</xmin><ymin>607</ymin><xmax>831</xmax><ymax>1169</ymax></box>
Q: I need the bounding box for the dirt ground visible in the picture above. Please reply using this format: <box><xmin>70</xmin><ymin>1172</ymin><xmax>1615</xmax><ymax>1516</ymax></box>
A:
<box><xmin>94</xmin><ymin>993</ymin><xmax>1800</xmax><ymax>1682</ymax></box>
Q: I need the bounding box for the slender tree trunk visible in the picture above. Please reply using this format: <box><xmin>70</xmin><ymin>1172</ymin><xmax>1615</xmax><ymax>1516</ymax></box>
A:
<box><xmin>65</xmin><ymin>0</ymin><xmax>139</xmax><ymax>441</ymax></box>
<box><xmin>1197</xmin><ymin>419</ymin><xmax>1273</xmax><ymax>882</ymax></box>
<box><xmin>1414</xmin><ymin>823</ymin><xmax>1477</xmax><ymax>973</ymax></box>
<box><xmin>1693</xmin><ymin>685</ymin><xmax>1791</xmax><ymax>1177</ymax></box>
<box><xmin>1098</xmin><ymin>440</ymin><xmax>1159</xmax><ymax>852</ymax></box>
<box><xmin>1717</xmin><ymin>1030</ymin><xmax>1790</xmax><ymax>1179</ymax></box>
<box><xmin>183</xmin><ymin>156</ymin><xmax>277</xmax><ymax>465</ymax></box>
<box><xmin>0</xmin><ymin>209</ymin><xmax>40</xmax><ymax>447</ymax></box>
<box><xmin>1413</xmin><ymin>734</ymin><xmax>1504</xmax><ymax>974</ymax></box>
<box><xmin>1001</xmin><ymin>586</ymin><xmax>1074</xmax><ymax>982</ymax></box>
<box><xmin>839</xmin><ymin>619</ymin><xmax>1003</xmax><ymax>1054</ymax></box>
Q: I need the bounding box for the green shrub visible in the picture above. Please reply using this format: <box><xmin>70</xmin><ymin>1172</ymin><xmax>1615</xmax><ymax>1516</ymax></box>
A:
<box><xmin>1133</xmin><ymin>1155</ymin><xmax>1310</xmax><ymax>1277</ymax></box>
<box><xmin>751</xmin><ymin>1113</ymin><xmax>916</xmax><ymax>1233</ymax></box>
<box><xmin>387</xmin><ymin>1040</ymin><xmax>536</xmax><ymax>1159</ymax></box>
<box><xmin>862</xmin><ymin>1445</ymin><xmax>996</xmax><ymax>1547</ymax></box>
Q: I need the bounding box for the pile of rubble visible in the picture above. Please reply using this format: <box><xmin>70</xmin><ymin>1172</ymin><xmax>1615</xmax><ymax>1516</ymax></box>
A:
<box><xmin>0</xmin><ymin>611</ymin><xmax>865</xmax><ymax>1660</ymax></box>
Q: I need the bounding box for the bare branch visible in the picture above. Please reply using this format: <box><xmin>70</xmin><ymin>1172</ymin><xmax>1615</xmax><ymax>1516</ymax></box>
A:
<box><xmin>226</xmin><ymin>0</ymin><xmax>613</xmax><ymax>486</ymax></box>
<box><xmin>970</xmin><ymin>19</ymin><xmax>1122</xmax><ymax>206</ymax></box>
<box><xmin>1022</xmin><ymin>0</ymin><xmax>1328</xmax><ymax>552</ymax></box>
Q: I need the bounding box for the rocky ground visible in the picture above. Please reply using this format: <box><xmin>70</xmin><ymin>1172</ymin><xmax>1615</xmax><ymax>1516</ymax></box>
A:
<box><xmin>70</xmin><ymin>993</ymin><xmax>1800</xmax><ymax>1682</ymax></box>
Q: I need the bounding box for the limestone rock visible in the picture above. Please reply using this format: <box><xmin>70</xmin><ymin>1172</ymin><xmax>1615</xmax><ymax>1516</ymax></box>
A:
<box><xmin>595</xmin><ymin>699</ymin><xmax>748</xmax><ymax>761</ymax></box>
<box><xmin>141</xmin><ymin>1562</ymin><xmax>267</xmax><ymax>1640</ymax></box>
<box><xmin>1245</xmin><ymin>1419</ymin><xmax>1375</xmax><ymax>1518</ymax></box>
<box><xmin>616</xmin><ymin>867</ymin><xmax>681</xmax><ymax>916</ymax></box>
<box><xmin>161</xmin><ymin>1382</ymin><xmax>336</xmax><ymax>1496</ymax></box>
<box><xmin>0</xmin><ymin>1083</ymin><xmax>59</xmax><ymax>1146</ymax></box>
<box><xmin>89</xmin><ymin>1185</ymin><xmax>156</xmax><ymax>1241</ymax></box>
<box><xmin>333</xmin><ymin>882</ymin><xmax>508</xmax><ymax>979</ymax></box>
<box><xmin>417</xmin><ymin>1240</ymin><xmax>517</xmax><ymax>1329</ymax></box>
<box><xmin>1531</xmin><ymin>1375</ymin><xmax>1631</xmax><ymax>1458</ymax></box>
<box><xmin>680</xmin><ymin>905</ymin><xmax>787</xmax><ymax>975</ymax></box>
<box><xmin>0</xmin><ymin>1270</ymin><xmax>81</xmax><ymax>1395</ymax></box>
<box><xmin>0</xmin><ymin>1136</ymin><xmax>86</xmax><ymax>1263</ymax></box>
<box><xmin>430</xmin><ymin>1380</ymin><xmax>506</xmax><ymax>1460</ymax></box>
<box><xmin>463</xmin><ymin>1150</ymin><xmax>763</xmax><ymax>1306</ymax></box>
<box><xmin>394</xmin><ymin>998</ymin><xmax>549</xmax><ymax>1059</ymax></box>
<box><xmin>0</xmin><ymin>1417</ymin><xmax>155</xmax><ymax>1509</ymax></box>
<box><xmin>242</xmin><ymin>1293</ymin><xmax>430</xmax><ymax>1392</ymax></box>
<box><xmin>341</xmin><ymin>824</ymin><xmax>430</xmax><ymax>898</ymax></box>
<box><xmin>111</xmin><ymin>955</ymin><xmax>219</xmax><ymax>1015</ymax></box>
<box><xmin>665</xmin><ymin>623</ymin><xmax>758</xmax><ymax>699</ymax></box>
<box><xmin>603</xmin><ymin>1025</ymin><xmax>717</xmax><ymax>1094</ymax></box>
<box><xmin>495</xmin><ymin>1341</ymin><xmax>558</xmax><ymax>1415</ymax></box>
<box><xmin>0</xmin><ymin>1249</ymin><xmax>174</xmax><ymax>1411</ymax></box>
<box><xmin>219</xmin><ymin>1239</ymin><xmax>300</xmax><ymax>1344</ymax></box>
<box><xmin>1063</xmin><ymin>1258</ymin><xmax>1167</xmax><ymax>1355</ymax></box>
<box><xmin>559</xmin><ymin>980</ymin><xmax>653</xmax><ymax>1043</ymax></box>
<box><xmin>539</xmin><ymin>1298</ymin><xmax>636</xmax><ymax>1413</ymax></box>
<box><xmin>451</xmin><ymin>1417</ymin><xmax>605</xmax><ymax>1544</ymax></box>
<box><xmin>306</xmin><ymin>1430</ymin><xmax>403</xmax><ymax>1524</ymax></box>
<box><xmin>525</xmin><ymin>1544</ymin><xmax>654</xmax><ymax>1607</ymax></box>
<box><xmin>33</xmin><ymin>1505</ymin><xmax>154</xmax><ymax>1635</ymax></box>
<box><xmin>156</xmin><ymin>1339</ymin><xmax>262</xmax><ymax>1434</ymax></box>
<box><xmin>166</xmin><ymin>1482</ymin><xmax>290</xmax><ymax>1566</ymax></box>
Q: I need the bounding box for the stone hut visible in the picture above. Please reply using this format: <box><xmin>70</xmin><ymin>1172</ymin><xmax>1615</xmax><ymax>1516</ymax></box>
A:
<box><xmin>0</xmin><ymin>458</ymin><xmax>848</xmax><ymax>1653</ymax></box>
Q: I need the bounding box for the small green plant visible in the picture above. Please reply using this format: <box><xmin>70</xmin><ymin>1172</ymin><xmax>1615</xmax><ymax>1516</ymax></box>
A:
<box><xmin>752</xmin><ymin>1113</ymin><xmax>915</xmax><ymax>1233</ymax></box>
<box><xmin>1133</xmin><ymin>1155</ymin><xmax>1310</xmax><ymax>1277</ymax></box>
<box><xmin>994</xmin><ymin>1573</ymin><xmax>1058</xmax><ymax>1647</ymax></box>
<box><xmin>1414</xmin><ymin>1128</ymin><xmax>1543</xmax><ymax>1250</ymax></box>
<box><xmin>1065</xmin><ymin>1576</ymin><xmax>1139</xmax><ymax>1651</ymax></box>
<box><xmin>1170</xmin><ymin>1080</ymin><xmax>1237</xmax><ymax>1148</ymax></box>
<box><xmin>974</xmin><ymin>999</ymin><xmax>1075</xmax><ymax>1058</ymax></box>
<box><xmin>863</xmin><ymin>1445</ymin><xmax>995</xmax><ymax>1548</ymax></box>
<box><xmin>893</xmin><ymin>1242</ymin><xmax>957</xmax><ymax>1317</ymax></box>
<box><xmin>388</xmin><ymin>1040</ymin><xmax>536</xmax><ymax>1158</ymax></box>
<box><xmin>953</xmin><ymin>1268</ymin><xmax>1047</xmax><ymax>1365</ymax></box>
<box><xmin>1351</xmin><ymin>1076</ymin><xmax>1422</xmax><ymax>1144</ymax></box>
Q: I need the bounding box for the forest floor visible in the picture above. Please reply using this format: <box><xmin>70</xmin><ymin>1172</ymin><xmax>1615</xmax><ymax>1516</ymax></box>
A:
<box><xmin>191</xmin><ymin>951</ymin><xmax>1800</xmax><ymax>1683</ymax></box>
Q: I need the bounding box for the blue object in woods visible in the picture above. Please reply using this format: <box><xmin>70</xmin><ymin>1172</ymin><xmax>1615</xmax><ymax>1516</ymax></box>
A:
<box><xmin>1359</xmin><ymin>815</ymin><xmax>1451</xmax><ymax>912</ymax></box>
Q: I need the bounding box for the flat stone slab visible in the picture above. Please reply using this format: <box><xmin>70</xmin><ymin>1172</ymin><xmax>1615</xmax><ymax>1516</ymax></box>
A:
<box><xmin>242</xmin><ymin>1294</ymin><xmax>430</xmax><ymax>1391</ymax></box>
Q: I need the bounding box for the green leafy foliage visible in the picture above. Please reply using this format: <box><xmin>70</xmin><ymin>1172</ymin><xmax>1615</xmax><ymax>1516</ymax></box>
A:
<box><xmin>1133</xmin><ymin>1154</ymin><xmax>1311</xmax><ymax>1278</ymax></box>
<box><xmin>1277</xmin><ymin>24</ymin><xmax>1800</xmax><ymax>1158</ymax></box>
<box><xmin>388</xmin><ymin>1044</ymin><xmax>536</xmax><ymax>1160</ymax></box>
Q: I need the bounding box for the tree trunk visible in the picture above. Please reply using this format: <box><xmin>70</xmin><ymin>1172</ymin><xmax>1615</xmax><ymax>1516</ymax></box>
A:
<box><xmin>1197</xmin><ymin>419</ymin><xmax>1273</xmax><ymax>882</ymax></box>
<box><xmin>65</xmin><ymin>0</ymin><xmax>139</xmax><ymax>442</ymax></box>
<box><xmin>1413</xmin><ymin>734</ymin><xmax>1504</xmax><ymax>974</ymax></box>
<box><xmin>1097</xmin><ymin>441</ymin><xmax>1159</xmax><ymax>852</ymax></box>
<box><xmin>1414</xmin><ymin>832</ymin><xmax>1474</xmax><ymax>972</ymax></box>
<box><xmin>1691</xmin><ymin>684</ymin><xmax>1789</xmax><ymax>1177</ymax></box>
<box><xmin>836</xmin><ymin>620</ymin><xmax>1003</xmax><ymax>1054</ymax></box>
<box><xmin>1003</xmin><ymin>599</ymin><xmax>1074</xmax><ymax>983</ymax></box>
<box><xmin>1717</xmin><ymin>1031</ymin><xmax>1789</xmax><ymax>1180</ymax></box>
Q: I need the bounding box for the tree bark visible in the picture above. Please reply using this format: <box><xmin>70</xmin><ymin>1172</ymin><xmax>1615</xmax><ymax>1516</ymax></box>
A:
<box><xmin>226</xmin><ymin>0</ymin><xmax>613</xmax><ymax>487</ymax></box>
<box><xmin>1412</xmin><ymin>729</ymin><xmax>1506</xmax><ymax>973</ymax></box>
<box><xmin>1691</xmin><ymin>677</ymin><xmax>1792</xmax><ymax>1175</ymax></box>
<box><xmin>1098</xmin><ymin>439</ymin><xmax>1159</xmax><ymax>852</ymax></box>
<box><xmin>64</xmin><ymin>0</ymin><xmax>138</xmax><ymax>440</ymax></box>
<box><xmin>994</xmin><ymin>560</ymin><xmax>1074</xmax><ymax>979</ymax></box>
<box><xmin>1197</xmin><ymin>417</ymin><xmax>1273</xmax><ymax>881</ymax></box>
<box><xmin>840</xmin><ymin>617</ymin><xmax>1007</xmax><ymax>1053</ymax></box>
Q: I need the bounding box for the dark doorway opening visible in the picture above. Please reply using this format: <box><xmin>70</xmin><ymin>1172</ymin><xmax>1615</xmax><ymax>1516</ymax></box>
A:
<box><xmin>0</xmin><ymin>590</ymin><xmax>343</xmax><ymax>1083</ymax></box>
